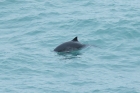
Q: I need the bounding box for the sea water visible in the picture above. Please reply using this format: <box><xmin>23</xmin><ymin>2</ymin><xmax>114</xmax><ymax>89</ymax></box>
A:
<box><xmin>0</xmin><ymin>0</ymin><xmax>140</xmax><ymax>93</ymax></box>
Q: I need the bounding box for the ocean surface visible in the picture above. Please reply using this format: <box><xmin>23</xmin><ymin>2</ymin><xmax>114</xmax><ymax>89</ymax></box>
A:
<box><xmin>0</xmin><ymin>0</ymin><xmax>140</xmax><ymax>93</ymax></box>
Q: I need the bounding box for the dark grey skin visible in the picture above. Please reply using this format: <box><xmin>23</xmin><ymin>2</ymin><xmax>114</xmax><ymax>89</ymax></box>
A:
<box><xmin>54</xmin><ymin>37</ymin><xmax>86</xmax><ymax>52</ymax></box>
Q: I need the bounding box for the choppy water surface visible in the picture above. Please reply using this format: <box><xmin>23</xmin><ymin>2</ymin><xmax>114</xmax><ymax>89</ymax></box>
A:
<box><xmin>0</xmin><ymin>0</ymin><xmax>140</xmax><ymax>93</ymax></box>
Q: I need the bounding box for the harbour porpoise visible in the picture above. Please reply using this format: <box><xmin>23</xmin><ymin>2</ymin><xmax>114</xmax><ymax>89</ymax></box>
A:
<box><xmin>54</xmin><ymin>37</ymin><xmax>86</xmax><ymax>52</ymax></box>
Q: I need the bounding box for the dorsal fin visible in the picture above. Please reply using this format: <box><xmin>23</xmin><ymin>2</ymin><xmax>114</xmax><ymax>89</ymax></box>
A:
<box><xmin>72</xmin><ymin>37</ymin><xmax>78</xmax><ymax>41</ymax></box>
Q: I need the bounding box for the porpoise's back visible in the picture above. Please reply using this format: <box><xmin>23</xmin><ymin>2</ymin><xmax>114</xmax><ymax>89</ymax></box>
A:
<box><xmin>54</xmin><ymin>37</ymin><xmax>85</xmax><ymax>52</ymax></box>
<box><xmin>54</xmin><ymin>41</ymin><xmax>85</xmax><ymax>52</ymax></box>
